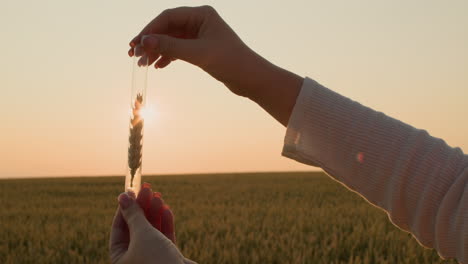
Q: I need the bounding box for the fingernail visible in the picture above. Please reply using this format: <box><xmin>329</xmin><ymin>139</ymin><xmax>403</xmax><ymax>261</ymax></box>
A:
<box><xmin>143</xmin><ymin>182</ymin><xmax>151</xmax><ymax>189</ymax></box>
<box><xmin>119</xmin><ymin>193</ymin><xmax>132</xmax><ymax>209</ymax></box>
<box><xmin>153</xmin><ymin>192</ymin><xmax>162</xmax><ymax>198</ymax></box>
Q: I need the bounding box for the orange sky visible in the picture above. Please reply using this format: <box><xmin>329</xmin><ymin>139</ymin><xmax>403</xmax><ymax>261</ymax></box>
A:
<box><xmin>1</xmin><ymin>0</ymin><xmax>467</xmax><ymax>178</ymax></box>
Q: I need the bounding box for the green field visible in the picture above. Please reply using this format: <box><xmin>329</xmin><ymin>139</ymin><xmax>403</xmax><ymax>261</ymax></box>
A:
<box><xmin>0</xmin><ymin>172</ymin><xmax>457</xmax><ymax>264</ymax></box>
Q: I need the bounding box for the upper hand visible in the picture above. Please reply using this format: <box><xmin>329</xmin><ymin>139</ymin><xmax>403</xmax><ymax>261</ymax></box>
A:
<box><xmin>129</xmin><ymin>5</ymin><xmax>304</xmax><ymax>126</ymax></box>
<box><xmin>128</xmin><ymin>5</ymin><xmax>262</xmax><ymax>98</ymax></box>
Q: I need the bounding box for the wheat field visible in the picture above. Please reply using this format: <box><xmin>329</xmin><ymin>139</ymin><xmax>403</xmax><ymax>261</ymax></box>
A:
<box><xmin>0</xmin><ymin>172</ymin><xmax>457</xmax><ymax>263</ymax></box>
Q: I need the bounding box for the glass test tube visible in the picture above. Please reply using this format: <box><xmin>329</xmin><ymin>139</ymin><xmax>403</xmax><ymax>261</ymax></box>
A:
<box><xmin>125</xmin><ymin>45</ymin><xmax>148</xmax><ymax>195</ymax></box>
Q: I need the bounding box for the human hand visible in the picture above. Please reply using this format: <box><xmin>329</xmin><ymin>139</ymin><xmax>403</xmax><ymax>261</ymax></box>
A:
<box><xmin>128</xmin><ymin>5</ymin><xmax>275</xmax><ymax>99</ymax></box>
<box><xmin>129</xmin><ymin>6</ymin><xmax>303</xmax><ymax>126</ymax></box>
<box><xmin>109</xmin><ymin>184</ymin><xmax>195</xmax><ymax>264</ymax></box>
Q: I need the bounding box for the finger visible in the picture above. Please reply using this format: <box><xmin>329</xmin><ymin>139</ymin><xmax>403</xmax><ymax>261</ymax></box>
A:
<box><xmin>148</xmin><ymin>193</ymin><xmax>164</xmax><ymax>231</ymax></box>
<box><xmin>147</xmin><ymin>52</ymin><xmax>161</xmax><ymax>67</ymax></box>
<box><xmin>136</xmin><ymin>183</ymin><xmax>152</xmax><ymax>218</ymax></box>
<box><xmin>110</xmin><ymin>206</ymin><xmax>129</xmax><ymax>263</ymax></box>
<box><xmin>137</xmin><ymin>55</ymin><xmax>149</xmax><ymax>67</ymax></box>
<box><xmin>128</xmin><ymin>8</ymin><xmax>172</xmax><ymax>53</ymax></box>
<box><xmin>142</xmin><ymin>39</ymin><xmax>162</xmax><ymax>66</ymax></box>
<box><xmin>141</xmin><ymin>34</ymin><xmax>201</xmax><ymax>64</ymax></box>
<box><xmin>118</xmin><ymin>192</ymin><xmax>152</xmax><ymax>234</ymax></box>
<box><xmin>129</xmin><ymin>6</ymin><xmax>211</xmax><ymax>58</ymax></box>
<box><xmin>129</xmin><ymin>6</ymin><xmax>207</xmax><ymax>47</ymax></box>
<box><xmin>110</xmin><ymin>206</ymin><xmax>129</xmax><ymax>244</ymax></box>
<box><xmin>134</xmin><ymin>44</ymin><xmax>150</xmax><ymax>67</ymax></box>
<box><xmin>134</xmin><ymin>44</ymin><xmax>145</xmax><ymax>57</ymax></box>
<box><xmin>161</xmin><ymin>206</ymin><xmax>176</xmax><ymax>243</ymax></box>
<box><xmin>155</xmin><ymin>56</ymin><xmax>173</xmax><ymax>69</ymax></box>
<box><xmin>131</xmin><ymin>29</ymin><xmax>190</xmax><ymax>57</ymax></box>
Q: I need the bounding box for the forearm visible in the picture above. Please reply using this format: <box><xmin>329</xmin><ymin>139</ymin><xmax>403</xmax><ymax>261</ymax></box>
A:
<box><xmin>224</xmin><ymin>49</ymin><xmax>303</xmax><ymax>126</ymax></box>
<box><xmin>251</xmin><ymin>63</ymin><xmax>303</xmax><ymax>127</ymax></box>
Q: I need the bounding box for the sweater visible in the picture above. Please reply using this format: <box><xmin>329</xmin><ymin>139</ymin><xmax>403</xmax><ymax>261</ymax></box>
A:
<box><xmin>282</xmin><ymin>77</ymin><xmax>468</xmax><ymax>263</ymax></box>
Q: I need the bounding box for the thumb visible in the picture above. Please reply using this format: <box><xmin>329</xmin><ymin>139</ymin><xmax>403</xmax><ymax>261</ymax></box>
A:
<box><xmin>141</xmin><ymin>34</ymin><xmax>202</xmax><ymax>64</ymax></box>
<box><xmin>118</xmin><ymin>192</ymin><xmax>152</xmax><ymax>234</ymax></box>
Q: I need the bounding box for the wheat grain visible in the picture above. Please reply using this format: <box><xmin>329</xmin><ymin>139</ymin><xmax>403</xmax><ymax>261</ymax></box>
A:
<box><xmin>128</xmin><ymin>93</ymin><xmax>144</xmax><ymax>187</ymax></box>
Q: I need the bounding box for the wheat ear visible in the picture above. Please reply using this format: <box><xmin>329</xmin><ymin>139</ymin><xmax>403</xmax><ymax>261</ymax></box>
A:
<box><xmin>128</xmin><ymin>94</ymin><xmax>144</xmax><ymax>187</ymax></box>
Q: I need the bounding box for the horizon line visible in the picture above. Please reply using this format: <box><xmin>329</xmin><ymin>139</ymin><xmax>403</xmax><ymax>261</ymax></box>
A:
<box><xmin>0</xmin><ymin>170</ymin><xmax>322</xmax><ymax>180</ymax></box>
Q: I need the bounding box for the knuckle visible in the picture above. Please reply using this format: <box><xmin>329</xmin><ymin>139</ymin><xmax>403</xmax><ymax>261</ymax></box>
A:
<box><xmin>160</xmin><ymin>8</ymin><xmax>173</xmax><ymax>18</ymax></box>
<box><xmin>200</xmin><ymin>5</ymin><xmax>216</xmax><ymax>14</ymax></box>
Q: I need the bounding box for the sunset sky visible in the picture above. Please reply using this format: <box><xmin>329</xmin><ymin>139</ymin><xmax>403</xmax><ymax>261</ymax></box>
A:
<box><xmin>1</xmin><ymin>0</ymin><xmax>467</xmax><ymax>178</ymax></box>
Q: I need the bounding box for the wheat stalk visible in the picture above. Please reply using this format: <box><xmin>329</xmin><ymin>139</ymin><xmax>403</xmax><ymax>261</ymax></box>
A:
<box><xmin>128</xmin><ymin>93</ymin><xmax>144</xmax><ymax>187</ymax></box>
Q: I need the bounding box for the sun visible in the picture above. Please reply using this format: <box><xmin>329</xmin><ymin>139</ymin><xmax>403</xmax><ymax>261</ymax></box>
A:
<box><xmin>138</xmin><ymin>105</ymin><xmax>157</xmax><ymax>122</ymax></box>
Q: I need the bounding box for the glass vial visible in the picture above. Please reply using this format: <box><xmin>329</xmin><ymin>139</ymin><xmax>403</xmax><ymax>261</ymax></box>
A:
<box><xmin>125</xmin><ymin>45</ymin><xmax>148</xmax><ymax>195</ymax></box>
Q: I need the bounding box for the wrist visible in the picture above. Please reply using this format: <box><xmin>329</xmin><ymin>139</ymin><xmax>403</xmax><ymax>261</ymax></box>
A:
<box><xmin>220</xmin><ymin>48</ymin><xmax>267</xmax><ymax>98</ymax></box>
<box><xmin>223</xmin><ymin>49</ymin><xmax>279</xmax><ymax>99</ymax></box>
<box><xmin>221</xmin><ymin>48</ymin><xmax>303</xmax><ymax>126</ymax></box>
<box><xmin>241</xmin><ymin>55</ymin><xmax>303</xmax><ymax>126</ymax></box>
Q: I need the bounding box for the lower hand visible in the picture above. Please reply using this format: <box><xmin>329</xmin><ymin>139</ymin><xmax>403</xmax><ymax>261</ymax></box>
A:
<box><xmin>109</xmin><ymin>184</ymin><xmax>194</xmax><ymax>264</ymax></box>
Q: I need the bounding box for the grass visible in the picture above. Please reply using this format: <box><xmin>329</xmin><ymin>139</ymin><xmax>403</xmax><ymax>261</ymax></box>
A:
<box><xmin>0</xmin><ymin>172</ymin><xmax>457</xmax><ymax>263</ymax></box>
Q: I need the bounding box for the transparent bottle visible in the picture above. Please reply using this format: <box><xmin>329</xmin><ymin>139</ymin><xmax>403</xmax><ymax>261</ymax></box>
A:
<box><xmin>125</xmin><ymin>45</ymin><xmax>148</xmax><ymax>195</ymax></box>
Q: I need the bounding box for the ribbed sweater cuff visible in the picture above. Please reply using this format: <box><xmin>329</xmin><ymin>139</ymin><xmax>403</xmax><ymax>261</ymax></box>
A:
<box><xmin>282</xmin><ymin>77</ymin><xmax>346</xmax><ymax>173</ymax></box>
<box><xmin>282</xmin><ymin>78</ymin><xmax>321</xmax><ymax>167</ymax></box>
